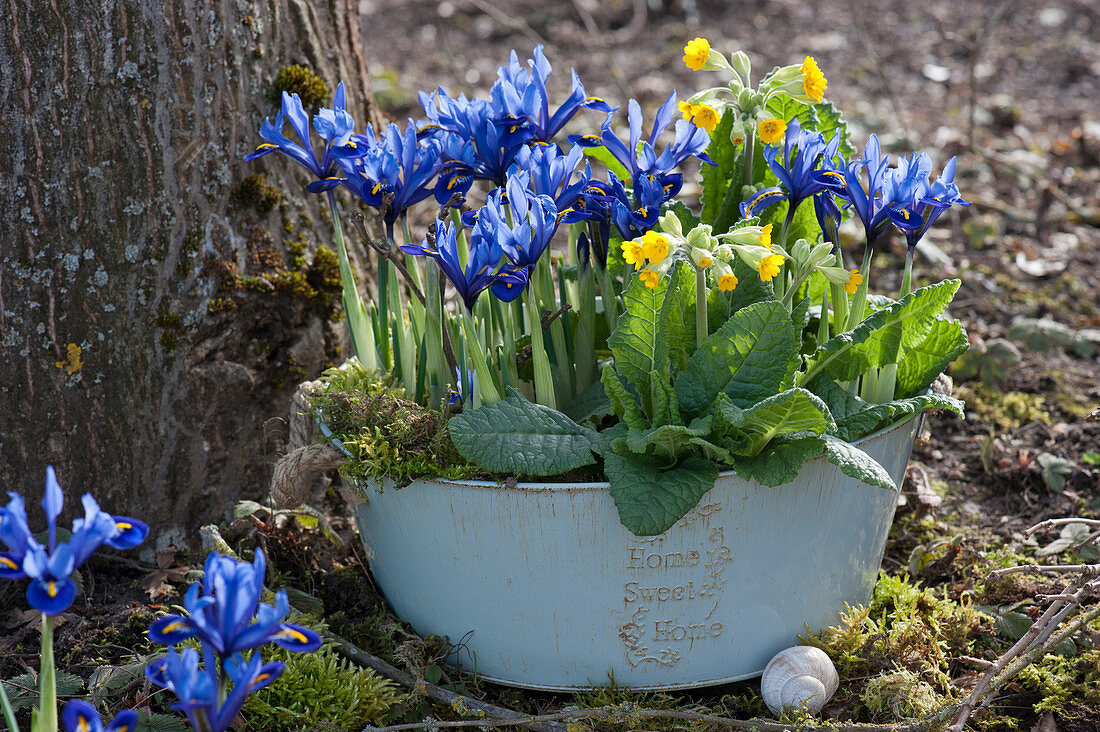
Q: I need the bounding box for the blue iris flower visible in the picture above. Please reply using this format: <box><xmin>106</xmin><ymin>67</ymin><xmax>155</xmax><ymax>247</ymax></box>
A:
<box><xmin>146</xmin><ymin>647</ymin><xmax>283</xmax><ymax>732</ymax></box>
<box><xmin>570</xmin><ymin>92</ymin><xmax>713</xmax><ymax>178</ymax></box>
<box><xmin>337</xmin><ymin>120</ymin><xmax>442</xmax><ymax>232</ymax></box>
<box><xmin>512</xmin><ymin>143</ymin><xmax>592</xmax><ymax>216</ymax></box>
<box><xmin>579</xmin><ymin>170</ymin><xmax>667</xmax><ymax>240</ymax></box>
<box><xmin>245</xmin><ymin>81</ymin><xmax>356</xmax><ymax>193</ymax></box>
<box><xmin>401</xmin><ymin>218</ymin><xmax>513</xmax><ymax>310</ymax></box>
<box><xmin>62</xmin><ymin>700</ymin><xmax>138</xmax><ymax>732</ymax></box>
<box><xmin>740</xmin><ymin>118</ymin><xmax>841</xmax><ymax>219</ymax></box>
<box><xmin>490</xmin><ymin>45</ymin><xmax>613</xmax><ymax>142</ymax></box>
<box><xmin>147</xmin><ymin>549</ymin><xmax>322</xmax><ymax>656</ymax></box>
<box><xmin>892</xmin><ymin>154</ymin><xmax>971</xmax><ymax>250</ymax></box>
<box><xmin>420</xmin><ymin>91</ymin><xmax>533</xmax><ymax>193</ymax></box>
<box><xmin>476</xmin><ymin>171</ymin><xmax>559</xmax><ymax>272</ymax></box>
<box><xmin>0</xmin><ymin>467</ymin><xmax>148</xmax><ymax>614</ymax></box>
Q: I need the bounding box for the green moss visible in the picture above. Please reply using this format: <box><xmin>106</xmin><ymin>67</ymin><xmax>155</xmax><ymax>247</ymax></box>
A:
<box><xmin>269</xmin><ymin>65</ymin><xmax>329</xmax><ymax>110</ymax></box>
<box><xmin>859</xmin><ymin>669</ymin><xmax>950</xmax><ymax>721</ymax></box>
<box><xmin>207</xmin><ymin>297</ymin><xmax>238</xmax><ymax>314</ymax></box>
<box><xmin>957</xmin><ymin>382</ymin><xmax>1050</xmax><ymax>431</ymax></box>
<box><xmin>152</xmin><ymin>307</ymin><xmax>185</xmax><ymax>351</ymax></box>
<box><xmin>311</xmin><ymin>363</ymin><xmax>481</xmax><ymax>488</ymax></box>
<box><xmin>230</xmin><ymin>173</ymin><xmax>283</xmax><ymax>217</ymax></box>
<box><xmin>804</xmin><ymin>573</ymin><xmax>991</xmax><ymax>696</ymax></box>
<box><xmin>241</xmin><ymin>642</ymin><xmax>404</xmax><ymax>730</ymax></box>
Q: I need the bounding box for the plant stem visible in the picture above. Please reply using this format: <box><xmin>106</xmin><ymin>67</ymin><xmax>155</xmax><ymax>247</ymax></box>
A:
<box><xmin>845</xmin><ymin>247</ymin><xmax>874</xmax><ymax>332</ymax></box>
<box><xmin>695</xmin><ymin>266</ymin><xmax>708</xmax><ymax>348</ymax></box>
<box><xmin>39</xmin><ymin>614</ymin><xmax>56</xmax><ymax>732</ymax></box>
<box><xmin>741</xmin><ymin>129</ymin><xmax>755</xmax><ymax>191</ymax></box>
<box><xmin>899</xmin><ymin>247</ymin><xmax>915</xmax><ymax>299</ymax></box>
<box><xmin>524</xmin><ymin>286</ymin><xmax>557</xmax><ymax>408</ymax></box>
<box><xmin>831</xmin><ymin>248</ymin><xmax>849</xmax><ymax>337</ymax></box>
<box><xmin>0</xmin><ymin>675</ymin><xmax>17</xmax><ymax>732</ymax></box>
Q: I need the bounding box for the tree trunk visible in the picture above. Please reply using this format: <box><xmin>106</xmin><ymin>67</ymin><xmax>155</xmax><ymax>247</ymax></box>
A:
<box><xmin>0</xmin><ymin>0</ymin><xmax>377</xmax><ymax>549</ymax></box>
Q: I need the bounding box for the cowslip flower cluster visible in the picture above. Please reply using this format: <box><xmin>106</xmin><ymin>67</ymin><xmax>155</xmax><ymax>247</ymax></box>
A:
<box><xmin>146</xmin><ymin>550</ymin><xmax>322</xmax><ymax>732</ymax></box>
<box><xmin>0</xmin><ymin>468</ymin><xmax>148</xmax><ymax>615</ymax></box>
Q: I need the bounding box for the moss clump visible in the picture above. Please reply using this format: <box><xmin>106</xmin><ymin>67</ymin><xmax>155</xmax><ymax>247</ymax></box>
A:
<box><xmin>860</xmin><ymin>669</ymin><xmax>949</xmax><ymax>721</ymax></box>
<box><xmin>307</xmin><ymin>245</ymin><xmax>341</xmax><ymax>293</ymax></box>
<box><xmin>957</xmin><ymin>382</ymin><xmax>1050</xmax><ymax>431</ymax></box>
<box><xmin>804</xmin><ymin>574</ymin><xmax>991</xmax><ymax>696</ymax></box>
<box><xmin>230</xmin><ymin>173</ymin><xmax>283</xmax><ymax>217</ymax></box>
<box><xmin>311</xmin><ymin>363</ymin><xmax>480</xmax><ymax>488</ymax></box>
<box><xmin>241</xmin><ymin>642</ymin><xmax>404</xmax><ymax>730</ymax></box>
<box><xmin>269</xmin><ymin>65</ymin><xmax>329</xmax><ymax>110</ymax></box>
<box><xmin>152</xmin><ymin>307</ymin><xmax>185</xmax><ymax>351</ymax></box>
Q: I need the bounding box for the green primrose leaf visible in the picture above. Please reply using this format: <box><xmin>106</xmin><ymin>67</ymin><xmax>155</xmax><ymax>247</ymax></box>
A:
<box><xmin>623</xmin><ymin>416</ymin><xmax>712</xmax><ymax>460</ymax></box>
<box><xmin>676</xmin><ymin>299</ymin><xmax>800</xmax><ymax>419</ymax></box>
<box><xmin>730</xmin><ymin>388</ymin><xmax>836</xmax><ymax>456</ymax></box>
<box><xmin>608</xmin><ymin>273</ymin><xmax>670</xmax><ymax>413</ymax></box>
<box><xmin>820</xmin><ymin>434</ymin><xmax>896</xmax><ymax>490</ymax></box>
<box><xmin>659</xmin><ymin>260</ymin><xmax>698</xmax><ymax>373</ymax></box>
<box><xmin>601</xmin><ymin>365</ymin><xmax>648</xmax><ymax>431</ymax></box>
<box><xmin>895</xmin><ymin>318</ymin><xmax>969</xmax><ymax>397</ymax></box>
<box><xmin>448</xmin><ymin>388</ymin><xmax>597</xmax><ymax>476</ymax></box>
<box><xmin>563</xmin><ymin>379</ymin><xmax>612</xmax><ymax>423</ymax></box>
<box><xmin>727</xmin><ymin>436</ymin><xmax>826</xmax><ymax>486</ymax></box>
<box><xmin>700</xmin><ymin>113</ymin><xmax>744</xmax><ymax>230</ymax></box>
<box><xmin>605</xmin><ymin>452</ymin><xmax>720</xmax><ymax>536</ymax></box>
<box><xmin>798</xmin><ymin>280</ymin><xmax>961</xmax><ymax>386</ymax></box>
<box><xmin>808</xmin><ymin>376</ymin><xmax>964</xmax><ymax>442</ymax></box>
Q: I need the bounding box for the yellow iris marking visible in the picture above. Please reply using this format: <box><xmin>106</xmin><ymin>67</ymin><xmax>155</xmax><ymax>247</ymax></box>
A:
<box><xmin>900</xmin><ymin>209</ymin><xmax>910</xmax><ymax>220</ymax></box>
<box><xmin>48</xmin><ymin>581</ymin><xmax>58</xmax><ymax>598</ymax></box>
<box><xmin>256</xmin><ymin>143</ymin><xmax>277</xmax><ymax>150</ymax></box>
<box><xmin>78</xmin><ymin>719</ymin><xmax>90</xmax><ymax>732</ymax></box>
<box><xmin>371</xmin><ymin>182</ymin><xmax>383</xmax><ymax>195</ymax></box>
<box><xmin>823</xmin><ymin>171</ymin><xmax>844</xmax><ymax>180</ymax></box>
<box><xmin>746</xmin><ymin>191</ymin><xmax>774</xmax><ymax>211</ymax></box>
<box><xmin>116</xmin><ymin>521</ymin><xmax>132</xmax><ymax>530</ymax></box>
<box><xmin>0</xmin><ymin>557</ymin><xmax>17</xmax><ymax>569</ymax></box>
<box><xmin>582</xmin><ymin>135</ymin><xmax>601</xmax><ymax>142</ymax></box>
<box><xmin>162</xmin><ymin>620</ymin><xmax>188</xmax><ymax>633</ymax></box>
<box><xmin>249</xmin><ymin>673</ymin><xmax>272</xmax><ymax>690</ymax></box>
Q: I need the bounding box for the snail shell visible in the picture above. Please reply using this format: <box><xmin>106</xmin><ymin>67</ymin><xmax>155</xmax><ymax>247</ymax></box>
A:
<box><xmin>760</xmin><ymin>646</ymin><xmax>839</xmax><ymax>716</ymax></box>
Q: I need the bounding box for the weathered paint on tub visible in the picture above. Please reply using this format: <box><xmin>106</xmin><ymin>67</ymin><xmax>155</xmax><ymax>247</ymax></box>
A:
<box><xmin>324</xmin><ymin>414</ymin><xmax>923</xmax><ymax>691</ymax></box>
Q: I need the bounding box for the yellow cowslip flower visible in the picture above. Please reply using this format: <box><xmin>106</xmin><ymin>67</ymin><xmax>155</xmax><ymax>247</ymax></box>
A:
<box><xmin>640</xmin><ymin>231</ymin><xmax>670</xmax><ymax>263</ymax></box>
<box><xmin>760</xmin><ymin>224</ymin><xmax>773</xmax><ymax>248</ymax></box>
<box><xmin>689</xmin><ymin>246</ymin><xmax>713</xmax><ymax>268</ymax></box>
<box><xmin>801</xmin><ymin>56</ymin><xmax>827</xmax><ymax>104</ymax></box>
<box><xmin>758</xmin><ymin>253</ymin><xmax>784</xmax><ymax>282</ymax></box>
<box><xmin>690</xmin><ymin>104</ymin><xmax>720</xmax><ymax>133</ymax></box>
<box><xmin>621</xmin><ymin>240</ymin><xmax>645</xmax><ymax>271</ymax></box>
<box><xmin>845</xmin><ymin>269</ymin><xmax>863</xmax><ymax>295</ymax></box>
<box><xmin>677</xmin><ymin>101</ymin><xmax>694</xmax><ymax>120</ymax></box>
<box><xmin>718</xmin><ymin>273</ymin><xmax>738</xmax><ymax>291</ymax></box>
<box><xmin>639</xmin><ymin>269</ymin><xmax>660</xmax><ymax>289</ymax></box>
<box><xmin>683</xmin><ymin>38</ymin><xmax>711</xmax><ymax>71</ymax></box>
<box><xmin>757</xmin><ymin>118</ymin><xmax>786</xmax><ymax>144</ymax></box>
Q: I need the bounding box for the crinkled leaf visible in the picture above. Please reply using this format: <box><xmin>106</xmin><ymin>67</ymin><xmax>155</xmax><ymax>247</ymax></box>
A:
<box><xmin>896</xmin><ymin>317</ymin><xmax>969</xmax><ymax>397</ymax></box>
<box><xmin>798</xmin><ymin>280</ymin><xmax>961</xmax><ymax>386</ymax></box>
<box><xmin>601</xmin><ymin>366</ymin><xmax>647</xmax><ymax>431</ymax></box>
<box><xmin>605</xmin><ymin>452</ymin><xmax>720</xmax><ymax>536</ymax></box>
<box><xmin>733</xmin><ymin>388</ymin><xmax>835</xmax><ymax>456</ymax></box>
<box><xmin>676</xmin><ymin>300</ymin><xmax>800</xmax><ymax>418</ymax></box>
<box><xmin>659</xmin><ymin>260</ymin><xmax>698</xmax><ymax>373</ymax></box>
<box><xmin>728</xmin><ymin>436</ymin><xmax>826</xmax><ymax>486</ymax></box>
<box><xmin>448</xmin><ymin>388</ymin><xmax>597</xmax><ymax>476</ymax></box>
<box><xmin>564</xmin><ymin>379</ymin><xmax>612</xmax><ymax>423</ymax></box>
<box><xmin>809</xmin><ymin>376</ymin><xmax>965</xmax><ymax>442</ymax></box>
<box><xmin>608</xmin><ymin>274</ymin><xmax>669</xmax><ymax>411</ymax></box>
<box><xmin>623</xmin><ymin>416</ymin><xmax>712</xmax><ymax>460</ymax></box>
<box><xmin>590</xmin><ymin>421</ymin><xmax>627</xmax><ymax>456</ymax></box>
<box><xmin>649</xmin><ymin>370</ymin><xmax>681</xmax><ymax>428</ymax></box>
<box><xmin>820</xmin><ymin>434</ymin><xmax>896</xmax><ymax>490</ymax></box>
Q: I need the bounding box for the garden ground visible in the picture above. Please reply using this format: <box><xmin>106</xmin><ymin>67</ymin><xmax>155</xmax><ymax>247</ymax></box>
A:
<box><xmin>2</xmin><ymin>0</ymin><xmax>1099</xmax><ymax>729</ymax></box>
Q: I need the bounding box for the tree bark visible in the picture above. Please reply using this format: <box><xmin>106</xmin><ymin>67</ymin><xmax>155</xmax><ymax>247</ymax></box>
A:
<box><xmin>0</xmin><ymin>0</ymin><xmax>377</xmax><ymax>549</ymax></box>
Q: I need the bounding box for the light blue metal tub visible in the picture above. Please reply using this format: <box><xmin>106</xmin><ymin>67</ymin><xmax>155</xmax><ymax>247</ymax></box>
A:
<box><xmin>325</xmin><ymin>413</ymin><xmax>922</xmax><ymax>691</ymax></box>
